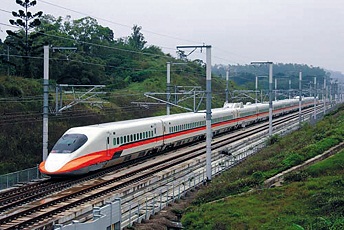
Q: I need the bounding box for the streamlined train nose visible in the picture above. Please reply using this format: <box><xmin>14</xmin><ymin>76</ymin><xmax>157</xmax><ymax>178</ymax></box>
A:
<box><xmin>43</xmin><ymin>153</ymin><xmax>71</xmax><ymax>173</ymax></box>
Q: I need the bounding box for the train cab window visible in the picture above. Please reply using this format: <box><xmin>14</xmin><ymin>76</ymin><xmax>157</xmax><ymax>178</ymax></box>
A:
<box><xmin>51</xmin><ymin>134</ymin><xmax>88</xmax><ymax>153</ymax></box>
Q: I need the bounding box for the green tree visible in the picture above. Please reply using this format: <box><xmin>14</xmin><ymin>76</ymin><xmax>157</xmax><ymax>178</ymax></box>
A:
<box><xmin>5</xmin><ymin>0</ymin><xmax>43</xmax><ymax>78</ymax></box>
<box><xmin>127</xmin><ymin>25</ymin><xmax>147</xmax><ymax>50</ymax></box>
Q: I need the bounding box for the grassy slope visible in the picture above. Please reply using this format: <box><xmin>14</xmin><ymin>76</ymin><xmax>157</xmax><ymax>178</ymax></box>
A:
<box><xmin>182</xmin><ymin>106</ymin><xmax>344</xmax><ymax>230</ymax></box>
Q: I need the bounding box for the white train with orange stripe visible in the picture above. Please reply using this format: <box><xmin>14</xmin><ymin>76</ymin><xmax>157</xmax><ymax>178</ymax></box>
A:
<box><xmin>39</xmin><ymin>97</ymin><xmax>314</xmax><ymax>176</ymax></box>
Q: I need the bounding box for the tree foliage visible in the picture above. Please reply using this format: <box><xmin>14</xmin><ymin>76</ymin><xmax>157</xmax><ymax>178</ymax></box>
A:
<box><xmin>4</xmin><ymin>0</ymin><xmax>43</xmax><ymax>78</ymax></box>
<box><xmin>127</xmin><ymin>25</ymin><xmax>147</xmax><ymax>50</ymax></box>
<box><xmin>213</xmin><ymin>63</ymin><xmax>330</xmax><ymax>90</ymax></box>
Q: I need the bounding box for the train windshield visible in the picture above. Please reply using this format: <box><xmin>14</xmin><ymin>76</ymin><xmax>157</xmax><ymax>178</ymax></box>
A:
<box><xmin>51</xmin><ymin>134</ymin><xmax>88</xmax><ymax>153</ymax></box>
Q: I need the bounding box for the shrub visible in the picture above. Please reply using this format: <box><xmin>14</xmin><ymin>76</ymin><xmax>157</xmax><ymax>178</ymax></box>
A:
<box><xmin>284</xmin><ymin>171</ymin><xmax>309</xmax><ymax>182</ymax></box>
<box><xmin>266</xmin><ymin>134</ymin><xmax>280</xmax><ymax>146</ymax></box>
<box><xmin>282</xmin><ymin>153</ymin><xmax>304</xmax><ymax>168</ymax></box>
<box><xmin>0</xmin><ymin>83</ymin><xmax>5</xmax><ymax>96</ymax></box>
<box><xmin>7</xmin><ymin>85</ymin><xmax>23</xmax><ymax>97</ymax></box>
<box><xmin>252</xmin><ymin>171</ymin><xmax>265</xmax><ymax>183</ymax></box>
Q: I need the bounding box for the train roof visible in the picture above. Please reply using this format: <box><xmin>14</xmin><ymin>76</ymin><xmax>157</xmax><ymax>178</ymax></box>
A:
<box><xmin>65</xmin><ymin>98</ymin><xmax>313</xmax><ymax>132</ymax></box>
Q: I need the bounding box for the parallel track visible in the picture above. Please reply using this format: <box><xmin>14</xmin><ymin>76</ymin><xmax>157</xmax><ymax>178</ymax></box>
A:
<box><xmin>0</xmin><ymin>106</ymin><xmax>320</xmax><ymax>229</ymax></box>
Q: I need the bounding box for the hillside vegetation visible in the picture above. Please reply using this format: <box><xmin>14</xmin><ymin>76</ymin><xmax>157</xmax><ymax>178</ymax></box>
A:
<box><xmin>181</xmin><ymin>106</ymin><xmax>344</xmax><ymax>229</ymax></box>
<box><xmin>0</xmin><ymin>66</ymin><xmax>228</xmax><ymax>174</ymax></box>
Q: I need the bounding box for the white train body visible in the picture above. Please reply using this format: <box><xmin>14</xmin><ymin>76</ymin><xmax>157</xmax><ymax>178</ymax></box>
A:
<box><xmin>39</xmin><ymin>97</ymin><xmax>314</xmax><ymax>176</ymax></box>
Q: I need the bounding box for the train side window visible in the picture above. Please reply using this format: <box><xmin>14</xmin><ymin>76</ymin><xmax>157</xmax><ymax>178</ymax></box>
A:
<box><xmin>140</xmin><ymin>133</ymin><xmax>143</xmax><ymax>139</ymax></box>
<box><xmin>151</xmin><ymin>130</ymin><xmax>153</xmax><ymax>137</ymax></box>
<box><xmin>123</xmin><ymin>136</ymin><xmax>127</xmax><ymax>143</ymax></box>
<box><xmin>113</xmin><ymin>138</ymin><xmax>116</xmax><ymax>145</ymax></box>
<box><xmin>130</xmin><ymin>134</ymin><xmax>133</xmax><ymax>142</ymax></box>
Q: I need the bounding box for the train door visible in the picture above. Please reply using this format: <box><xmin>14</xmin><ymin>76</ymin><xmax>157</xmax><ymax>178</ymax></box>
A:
<box><xmin>106</xmin><ymin>132</ymin><xmax>110</xmax><ymax>157</ymax></box>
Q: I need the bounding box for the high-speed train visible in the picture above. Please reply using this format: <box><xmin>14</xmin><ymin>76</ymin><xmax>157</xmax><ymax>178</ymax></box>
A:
<box><xmin>39</xmin><ymin>97</ymin><xmax>314</xmax><ymax>176</ymax></box>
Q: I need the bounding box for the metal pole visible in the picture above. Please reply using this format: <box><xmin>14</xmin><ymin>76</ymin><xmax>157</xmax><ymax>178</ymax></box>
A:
<box><xmin>313</xmin><ymin>77</ymin><xmax>317</xmax><ymax>120</ymax></box>
<box><xmin>268</xmin><ymin>63</ymin><xmax>273</xmax><ymax>136</ymax></box>
<box><xmin>274</xmin><ymin>78</ymin><xmax>277</xmax><ymax>101</ymax></box>
<box><xmin>55</xmin><ymin>86</ymin><xmax>59</xmax><ymax>114</ymax></box>
<box><xmin>324</xmin><ymin>77</ymin><xmax>326</xmax><ymax>115</ymax></box>
<box><xmin>261</xmin><ymin>89</ymin><xmax>263</xmax><ymax>103</ymax></box>
<box><xmin>289</xmin><ymin>79</ymin><xmax>291</xmax><ymax>99</ymax></box>
<box><xmin>43</xmin><ymin>45</ymin><xmax>49</xmax><ymax>161</ymax></box>
<box><xmin>7</xmin><ymin>46</ymin><xmax>10</xmax><ymax>76</ymax></box>
<box><xmin>167</xmin><ymin>62</ymin><xmax>171</xmax><ymax>115</ymax></box>
<box><xmin>255</xmin><ymin>75</ymin><xmax>258</xmax><ymax>104</ymax></box>
<box><xmin>299</xmin><ymin>71</ymin><xmax>302</xmax><ymax>128</ymax></box>
<box><xmin>226</xmin><ymin>68</ymin><xmax>229</xmax><ymax>103</ymax></box>
<box><xmin>206</xmin><ymin>46</ymin><xmax>212</xmax><ymax>181</ymax></box>
<box><xmin>193</xmin><ymin>91</ymin><xmax>196</xmax><ymax>112</ymax></box>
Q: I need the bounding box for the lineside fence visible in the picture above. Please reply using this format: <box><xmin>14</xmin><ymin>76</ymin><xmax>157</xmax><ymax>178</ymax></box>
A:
<box><xmin>0</xmin><ymin>166</ymin><xmax>42</xmax><ymax>191</ymax></box>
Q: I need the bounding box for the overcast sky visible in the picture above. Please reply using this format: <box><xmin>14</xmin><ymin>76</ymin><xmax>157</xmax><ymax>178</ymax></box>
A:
<box><xmin>1</xmin><ymin>0</ymin><xmax>343</xmax><ymax>73</ymax></box>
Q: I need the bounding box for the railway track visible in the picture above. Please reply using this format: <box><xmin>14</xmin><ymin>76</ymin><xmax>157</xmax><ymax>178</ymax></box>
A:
<box><xmin>0</xmin><ymin>106</ymin><xmax>320</xmax><ymax>229</ymax></box>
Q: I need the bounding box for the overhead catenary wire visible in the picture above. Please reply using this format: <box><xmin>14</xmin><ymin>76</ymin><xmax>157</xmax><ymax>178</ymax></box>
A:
<box><xmin>38</xmin><ymin>0</ymin><xmax>202</xmax><ymax>45</ymax></box>
<box><xmin>0</xmin><ymin>4</ymin><xmax>245</xmax><ymax>126</ymax></box>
